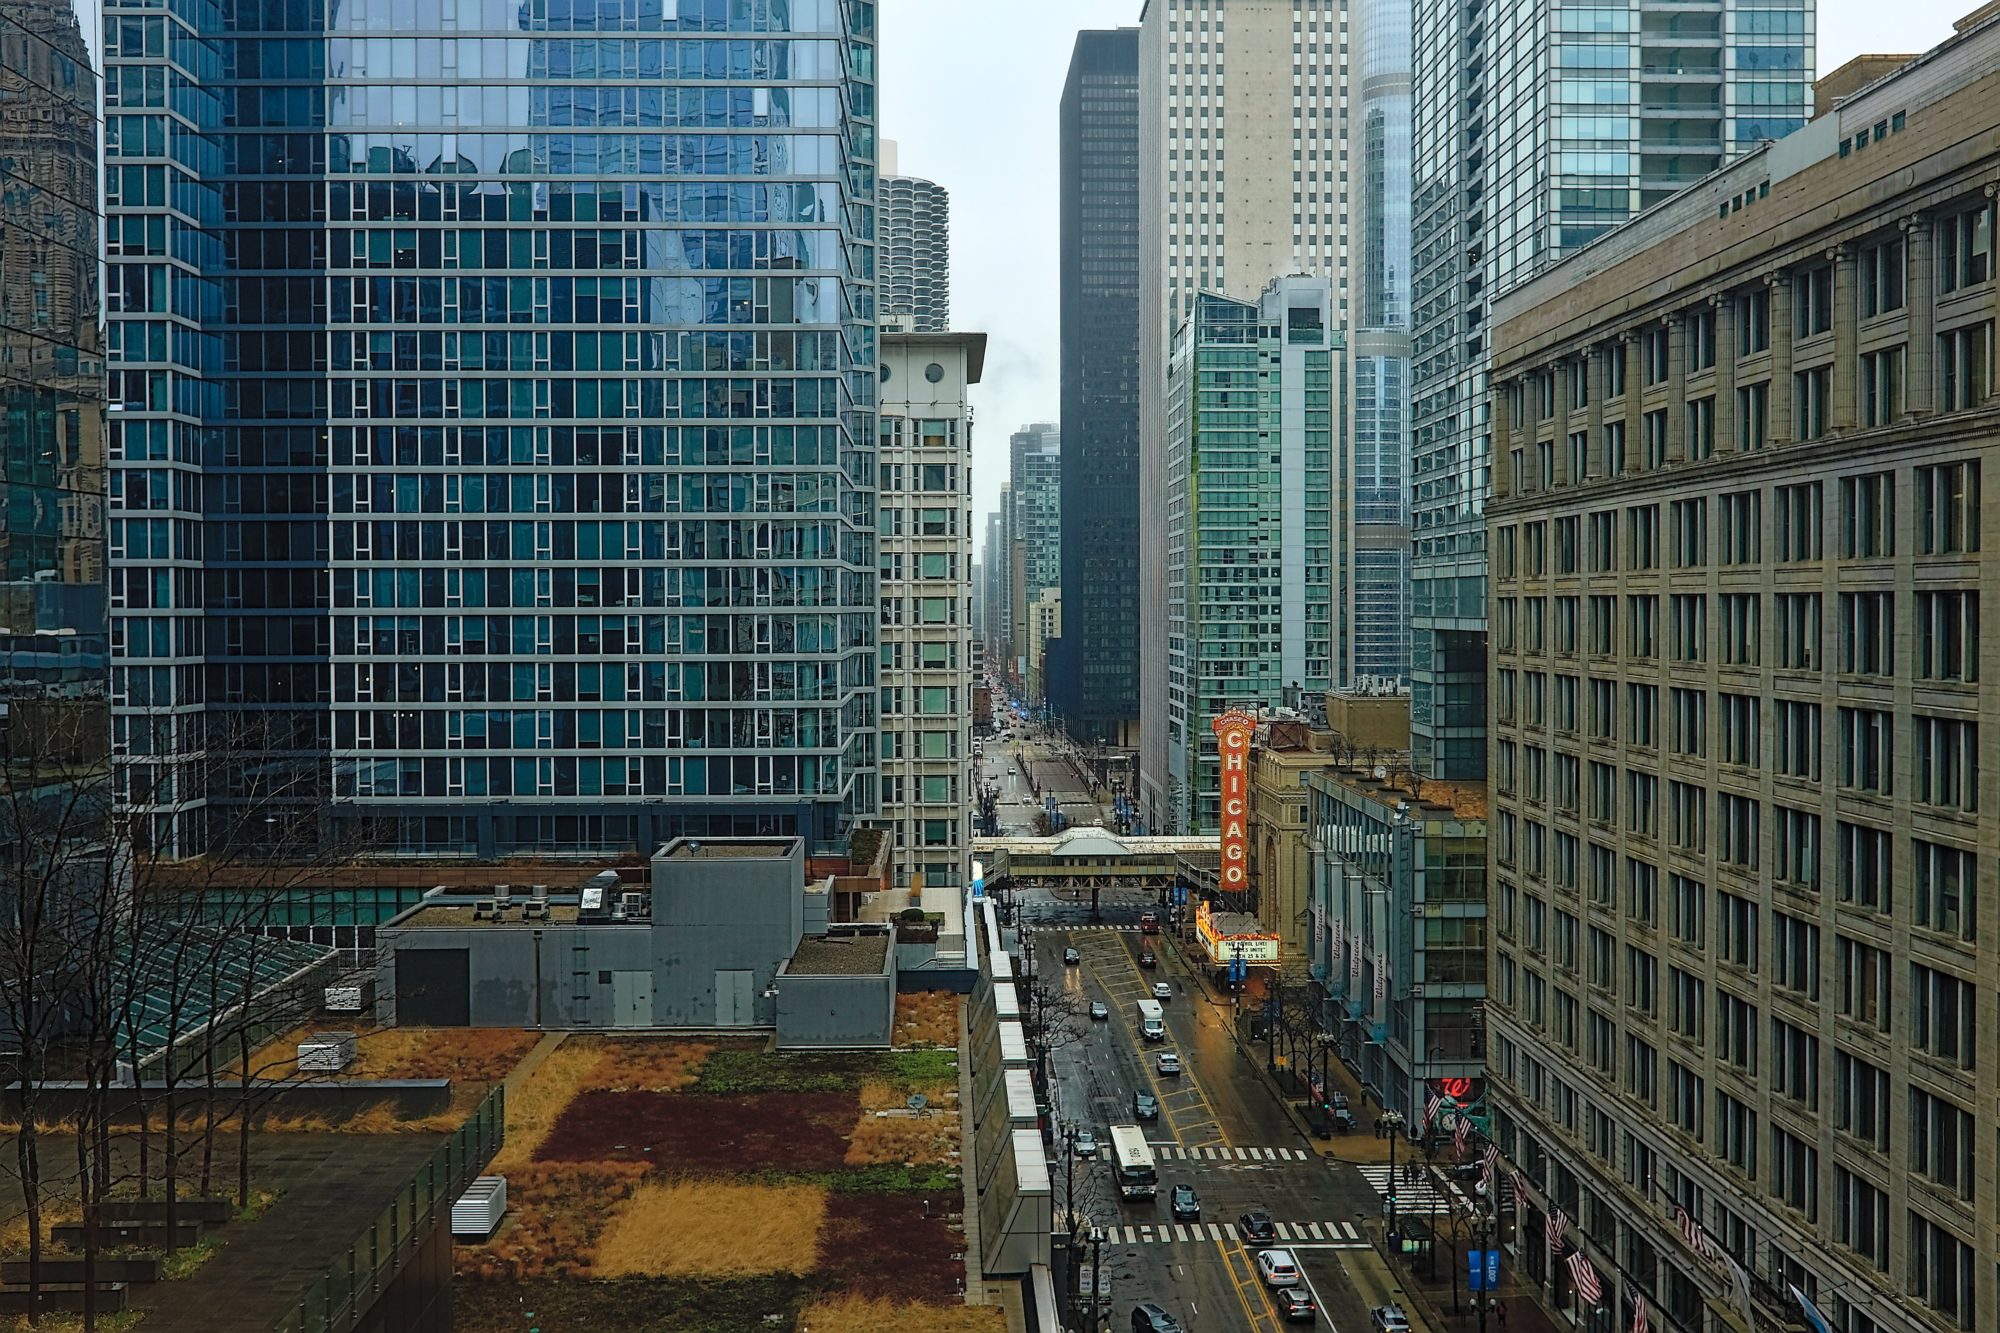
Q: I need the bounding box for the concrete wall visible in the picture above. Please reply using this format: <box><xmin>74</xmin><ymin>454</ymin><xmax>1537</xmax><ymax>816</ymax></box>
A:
<box><xmin>376</xmin><ymin>924</ymin><xmax>653</xmax><ymax>1028</ymax></box>
<box><xmin>774</xmin><ymin>969</ymin><xmax>895</xmax><ymax>1049</ymax></box>
<box><xmin>650</xmin><ymin>842</ymin><xmax>805</xmax><ymax>1026</ymax></box>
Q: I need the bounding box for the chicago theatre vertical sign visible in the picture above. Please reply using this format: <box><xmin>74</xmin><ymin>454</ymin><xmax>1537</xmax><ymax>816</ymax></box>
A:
<box><xmin>1211</xmin><ymin>710</ymin><xmax>1257</xmax><ymax>893</ymax></box>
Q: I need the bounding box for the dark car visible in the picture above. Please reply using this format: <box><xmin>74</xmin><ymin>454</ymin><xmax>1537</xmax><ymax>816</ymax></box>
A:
<box><xmin>1238</xmin><ymin>1210</ymin><xmax>1278</xmax><ymax>1243</ymax></box>
<box><xmin>1064</xmin><ymin>947</ymin><xmax>1082</xmax><ymax>965</ymax></box>
<box><xmin>1132</xmin><ymin>1303</ymin><xmax>1185</xmax><ymax>1333</ymax></box>
<box><xmin>1275</xmin><ymin>1288</ymin><xmax>1318</xmax><ymax>1323</ymax></box>
<box><xmin>1170</xmin><ymin>1185</ymin><xmax>1201</xmax><ymax>1221</ymax></box>
<box><xmin>1139</xmin><ymin>949</ymin><xmax>1158</xmax><ymax>968</ymax></box>
<box><xmin>1443</xmin><ymin>1161</ymin><xmax>1486</xmax><ymax>1183</ymax></box>
<box><xmin>1331</xmin><ymin>1108</ymin><xmax>1357</xmax><ymax>1133</ymax></box>
<box><xmin>1134</xmin><ymin>1092</ymin><xmax>1160</xmax><ymax>1120</ymax></box>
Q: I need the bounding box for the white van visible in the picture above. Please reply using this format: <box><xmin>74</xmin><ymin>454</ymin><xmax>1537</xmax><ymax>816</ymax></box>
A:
<box><xmin>1137</xmin><ymin>998</ymin><xmax>1166</xmax><ymax>1041</ymax></box>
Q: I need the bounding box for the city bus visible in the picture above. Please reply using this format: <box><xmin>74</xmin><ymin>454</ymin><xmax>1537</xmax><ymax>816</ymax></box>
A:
<box><xmin>1108</xmin><ymin>1125</ymin><xmax>1158</xmax><ymax>1200</ymax></box>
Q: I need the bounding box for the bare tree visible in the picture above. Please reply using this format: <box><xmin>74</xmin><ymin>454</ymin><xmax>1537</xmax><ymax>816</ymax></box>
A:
<box><xmin>1019</xmin><ymin>973</ymin><xmax>1090</xmax><ymax>1096</ymax></box>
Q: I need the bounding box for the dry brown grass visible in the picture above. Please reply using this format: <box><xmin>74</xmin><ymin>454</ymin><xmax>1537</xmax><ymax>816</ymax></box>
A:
<box><xmin>892</xmin><ymin>992</ymin><xmax>960</xmax><ymax>1048</ymax></box>
<box><xmin>584</xmin><ymin>1037</ymin><xmax>714</xmax><ymax>1093</ymax></box>
<box><xmin>796</xmin><ymin>1295</ymin><xmax>1004</xmax><ymax>1333</ymax></box>
<box><xmin>489</xmin><ymin>1040</ymin><xmax>605</xmax><ymax>1172</ymax></box>
<box><xmin>458</xmin><ymin>1161</ymin><xmax>649</xmax><ymax>1281</ymax></box>
<box><xmin>244</xmin><ymin>1026</ymin><xmax>536</xmax><ymax>1084</ymax></box>
<box><xmin>590</xmin><ymin>1178</ymin><xmax>827</xmax><ymax>1278</ymax></box>
<box><xmin>844</xmin><ymin>1107</ymin><xmax>959</xmax><ymax>1166</ymax></box>
<box><xmin>257</xmin><ymin>1099</ymin><xmax>466</xmax><ymax>1135</ymax></box>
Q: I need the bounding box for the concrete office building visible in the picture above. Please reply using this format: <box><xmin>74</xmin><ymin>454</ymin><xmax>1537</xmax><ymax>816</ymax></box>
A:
<box><xmin>1487</xmin><ymin>20</ymin><xmax>2000</xmax><ymax>1333</ymax></box>
<box><xmin>1163</xmin><ymin>274</ymin><xmax>1340</xmax><ymax>834</ymax></box>
<box><xmin>1407</xmin><ymin>0</ymin><xmax>1814</xmax><ymax>779</ymax></box>
<box><xmin>1049</xmin><ymin>27</ymin><xmax>1142</xmax><ymax>748</ymax></box>
<box><xmin>1138</xmin><ymin>0</ymin><xmax>1352</xmax><ymax>833</ymax></box>
<box><xmin>1008</xmin><ymin>423</ymin><xmax>1061</xmax><ymax>702</ymax></box>
<box><xmin>982</xmin><ymin>503</ymin><xmax>1011</xmax><ymax>672</ymax></box>
<box><xmin>104</xmin><ymin>0</ymin><xmax>879</xmax><ymax>857</ymax></box>
<box><xmin>877</xmin><ymin>330</ymin><xmax>984</xmax><ymax>902</ymax></box>
<box><xmin>879</xmin><ymin>140</ymin><xmax>951</xmax><ymax>334</ymax></box>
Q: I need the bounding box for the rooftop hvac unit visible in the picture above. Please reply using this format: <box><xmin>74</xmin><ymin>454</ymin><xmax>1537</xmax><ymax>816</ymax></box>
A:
<box><xmin>296</xmin><ymin>1031</ymin><xmax>357</xmax><ymax>1074</ymax></box>
<box><xmin>324</xmin><ymin>980</ymin><xmax>375</xmax><ymax>1014</ymax></box>
<box><xmin>451</xmin><ymin>1176</ymin><xmax>507</xmax><ymax>1239</ymax></box>
<box><xmin>620</xmin><ymin>891</ymin><xmax>648</xmax><ymax>919</ymax></box>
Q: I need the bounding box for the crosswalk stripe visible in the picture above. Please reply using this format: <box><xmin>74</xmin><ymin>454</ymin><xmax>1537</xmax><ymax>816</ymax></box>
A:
<box><xmin>1207</xmin><ymin>1222</ymin><xmax>1224</xmax><ymax>1241</ymax></box>
<box><xmin>1174</xmin><ymin>1224</ymin><xmax>1191</xmax><ymax>1242</ymax></box>
<box><xmin>1274</xmin><ymin>1222</ymin><xmax>1294</xmax><ymax>1240</ymax></box>
<box><xmin>1305</xmin><ymin>1222</ymin><xmax>1325</xmax><ymax>1239</ymax></box>
<box><xmin>1342</xmin><ymin>1221</ymin><xmax>1359</xmax><ymax>1240</ymax></box>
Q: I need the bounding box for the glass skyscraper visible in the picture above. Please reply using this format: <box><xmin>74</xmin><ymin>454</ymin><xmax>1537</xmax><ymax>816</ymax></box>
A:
<box><xmin>1408</xmin><ymin>0</ymin><xmax>1812</xmax><ymax>777</ymax></box>
<box><xmin>105</xmin><ymin>0</ymin><xmax>878</xmax><ymax>856</ymax></box>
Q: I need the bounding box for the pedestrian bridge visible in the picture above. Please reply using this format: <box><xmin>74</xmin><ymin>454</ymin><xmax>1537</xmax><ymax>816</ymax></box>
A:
<box><xmin>972</xmin><ymin>828</ymin><xmax>1219</xmax><ymax>893</ymax></box>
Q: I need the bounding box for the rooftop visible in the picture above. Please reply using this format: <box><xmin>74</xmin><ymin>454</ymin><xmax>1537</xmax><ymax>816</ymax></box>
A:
<box><xmin>659</xmin><ymin>837</ymin><xmax>798</xmax><ymax>860</ymax></box>
<box><xmin>787</xmin><ymin>931</ymin><xmax>891</xmax><ymax>975</ymax></box>
<box><xmin>394</xmin><ymin>902</ymin><xmax>586</xmax><ymax>929</ymax></box>
<box><xmin>1305</xmin><ymin>765</ymin><xmax>1489</xmax><ymax>820</ymax></box>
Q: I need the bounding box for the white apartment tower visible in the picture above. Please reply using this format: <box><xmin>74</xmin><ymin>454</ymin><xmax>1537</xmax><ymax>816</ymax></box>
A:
<box><xmin>877</xmin><ymin>331</ymin><xmax>986</xmax><ymax>911</ymax></box>
<box><xmin>1138</xmin><ymin>0</ymin><xmax>1354</xmax><ymax>833</ymax></box>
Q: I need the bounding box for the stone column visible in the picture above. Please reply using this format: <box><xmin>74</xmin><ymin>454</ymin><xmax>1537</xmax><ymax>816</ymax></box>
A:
<box><xmin>1830</xmin><ymin>245</ymin><xmax>1858</xmax><ymax>431</ymax></box>
<box><xmin>1713</xmin><ymin>294</ymin><xmax>1738</xmax><ymax>453</ymax></box>
<box><xmin>1665</xmin><ymin>314</ymin><xmax>1688</xmax><ymax>465</ymax></box>
<box><xmin>1587</xmin><ymin>343</ymin><xmax>1609</xmax><ymax>480</ymax></box>
<box><xmin>1903</xmin><ymin>214</ymin><xmax>1934</xmax><ymax>418</ymax></box>
<box><xmin>1622</xmin><ymin>333</ymin><xmax>1644</xmax><ymax>476</ymax></box>
<box><xmin>1989</xmin><ymin>184</ymin><xmax>2000</xmax><ymax>403</ymax></box>
<box><xmin>1494</xmin><ymin>374</ymin><xmax>1516</xmax><ymax>499</ymax></box>
<box><xmin>1767</xmin><ymin>272</ymin><xmax>1794</xmax><ymax>446</ymax></box>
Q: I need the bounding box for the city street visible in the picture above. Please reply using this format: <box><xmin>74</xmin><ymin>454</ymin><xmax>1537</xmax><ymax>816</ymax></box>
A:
<box><xmin>1021</xmin><ymin>888</ymin><xmax>1443</xmax><ymax>1333</ymax></box>
<box><xmin>979</xmin><ymin>728</ymin><xmax>1114</xmax><ymax>836</ymax></box>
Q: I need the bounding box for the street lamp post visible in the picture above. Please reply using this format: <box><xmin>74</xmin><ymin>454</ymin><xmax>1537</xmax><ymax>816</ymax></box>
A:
<box><xmin>1088</xmin><ymin>1225</ymin><xmax>1106</xmax><ymax>1329</ymax></box>
<box><xmin>1382</xmin><ymin>1108</ymin><xmax>1406</xmax><ymax>1250</ymax></box>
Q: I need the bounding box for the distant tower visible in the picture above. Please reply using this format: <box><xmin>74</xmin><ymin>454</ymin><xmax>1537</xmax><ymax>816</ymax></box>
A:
<box><xmin>880</xmin><ymin>141</ymin><xmax>951</xmax><ymax>332</ymax></box>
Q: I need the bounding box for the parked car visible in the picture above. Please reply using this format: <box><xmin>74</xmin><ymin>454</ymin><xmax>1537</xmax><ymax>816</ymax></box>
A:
<box><xmin>1134</xmin><ymin>1092</ymin><xmax>1160</xmax><ymax>1120</ymax></box>
<box><xmin>1238</xmin><ymin>1210</ymin><xmax>1278</xmax><ymax>1243</ymax></box>
<box><xmin>1132</xmin><ymin>1304</ymin><xmax>1185</xmax><ymax>1333</ymax></box>
<box><xmin>1074</xmin><ymin>1129</ymin><xmax>1099</xmax><ymax>1158</ymax></box>
<box><xmin>1064</xmin><ymin>947</ymin><xmax>1082</xmax><ymax>965</ymax></box>
<box><xmin>1331</xmin><ymin>1091</ymin><xmax>1350</xmax><ymax>1111</ymax></box>
<box><xmin>1275</xmin><ymin>1288</ymin><xmax>1319</xmax><ymax>1323</ymax></box>
<box><xmin>1331</xmin><ymin>1108</ymin><xmax>1357</xmax><ymax>1133</ymax></box>
<box><xmin>1090</xmin><ymin>1000</ymin><xmax>1111</xmax><ymax>1021</ymax></box>
<box><xmin>1151</xmin><ymin>980</ymin><xmax>1173</xmax><ymax>1000</ymax></box>
<box><xmin>1255</xmin><ymin>1249</ymin><xmax>1301</xmax><ymax>1288</ymax></box>
<box><xmin>1170</xmin><ymin>1185</ymin><xmax>1201</xmax><ymax>1221</ymax></box>
<box><xmin>1139</xmin><ymin>949</ymin><xmax>1158</xmax><ymax>968</ymax></box>
<box><xmin>1371</xmin><ymin>1306</ymin><xmax>1412</xmax><ymax>1333</ymax></box>
<box><xmin>1156</xmin><ymin>1052</ymin><xmax>1182</xmax><ymax>1076</ymax></box>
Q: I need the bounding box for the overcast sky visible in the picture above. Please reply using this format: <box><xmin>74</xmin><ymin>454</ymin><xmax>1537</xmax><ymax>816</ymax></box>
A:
<box><xmin>876</xmin><ymin>0</ymin><xmax>1976</xmax><ymax>548</ymax></box>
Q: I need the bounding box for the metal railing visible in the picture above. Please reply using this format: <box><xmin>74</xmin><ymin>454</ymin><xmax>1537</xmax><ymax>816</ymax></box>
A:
<box><xmin>277</xmin><ymin>1084</ymin><xmax>505</xmax><ymax>1332</ymax></box>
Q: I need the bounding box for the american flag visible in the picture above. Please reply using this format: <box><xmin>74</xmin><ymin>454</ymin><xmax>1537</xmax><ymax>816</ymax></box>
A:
<box><xmin>1454</xmin><ymin>1113</ymin><xmax>1472</xmax><ymax>1156</ymax></box>
<box><xmin>1480</xmin><ymin>1144</ymin><xmax>1500</xmax><ymax>1191</ymax></box>
<box><xmin>1423</xmin><ymin>1092</ymin><xmax>1444</xmax><ymax>1131</ymax></box>
<box><xmin>1511</xmin><ymin>1168</ymin><xmax>1530</xmax><ymax>1215</ymax></box>
<box><xmin>1567</xmin><ymin>1251</ymin><xmax>1604</xmax><ymax>1306</ymax></box>
<box><xmin>1631</xmin><ymin>1294</ymin><xmax>1651</xmax><ymax>1333</ymax></box>
<box><xmin>1546</xmin><ymin>1207</ymin><xmax>1570</xmax><ymax>1253</ymax></box>
<box><xmin>1673</xmin><ymin>1204</ymin><xmax>1721</xmax><ymax>1261</ymax></box>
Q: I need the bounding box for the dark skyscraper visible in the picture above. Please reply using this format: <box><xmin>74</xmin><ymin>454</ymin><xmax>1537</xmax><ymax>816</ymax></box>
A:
<box><xmin>1048</xmin><ymin>26</ymin><xmax>1138</xmax><ymax>748</ymax></box>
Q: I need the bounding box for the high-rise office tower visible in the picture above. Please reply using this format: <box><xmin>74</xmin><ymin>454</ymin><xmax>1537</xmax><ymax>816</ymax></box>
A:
<box><xmin>876</xmin><ymin>330</ymin><xmax>982</xmax><ymax>904</ymax></box>
<box><xmin>1048</xmin><ymin>27</ymin><xmax>1140</xmax><ymax>748</ymax></box>
<box><xmin>104</xmin><ymin>0</ymin><xmax>880</xmax><ymax>857</ymax></box>
<box><xmin>1344</xmin><ymin>0</ymin><xmax>1410</xmax><ymax>687</ymax></box>
<box><xmin>982</xmin><ymin>503</ymin><xmax>1009</xmax><ymax>670</ymax></box>
<box><xmin>0</xmin><ymin>0</ymin><xmax>107</xmax><ymax>775</ymax></box>
<box><xmin>1137</xmin><ymin>0</ymin><xmax>1351</xmax><ymax>834</ymax></box>
<box><xmin>878</xmin><ymin>141</ymin><xmax>950</xmax><ymax>334</ymax></box>
<box><xmin>1008</xmin><ymin>423</ymin><xmax>1060</xmax><ymax>702</ymax></box>
<box><xmin>1163</xmin><ymin>274</ymin><xmax>1339</xmax><ymax>833</ymax></box>
<box><xmin>1488</xmin><ymin>26</ymin><xmax>1998</xmax><ymax>1329</ymax></box>
<box><xmin>1407</xmin><ymin>0</ymin><xmax>1813</xmax><ymax>778</ymax></box>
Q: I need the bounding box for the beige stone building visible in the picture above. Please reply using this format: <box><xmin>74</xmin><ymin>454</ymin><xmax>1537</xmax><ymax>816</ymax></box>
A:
<box><xmin>1486</xmin><ymin>14</ymin><xmax>2000</xmax><ymax>1333</ymax></box>
<box><xmin>1246</xmin><ymin>721</ymin><xmax>1333</xmax><ymax>961</ymax></box>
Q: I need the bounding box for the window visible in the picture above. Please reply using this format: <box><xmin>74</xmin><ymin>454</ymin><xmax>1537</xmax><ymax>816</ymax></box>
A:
<box><xmin>1937</xmin><ymin>201</ymin><xmax>1993</xmax><ymax>293</ymax></box>
<box><xmin>1670</xmin><ymin>594</ymin><xmax>1706</xmax><ymax>663</ymax></box>
<box><xmin>1795</xmin><ymin>365</ymin><xmax>1831</xmax><ymax>439</ymax></box>
<box><xmin>1668</xmin><ymin>780</ymin><xmax>1705</xmax><ymax>852</ymax></box>
<box><xmin>1912</xmin><ymin>839</ymin><xmax>1974</xmax><ymax>941</ymax></box>
<box><xmin>1628</xmin><ymin>504</ymin><xmax>1660</xmax><ymax>569</ymax></box>
<box><xmin>1833</xmin><ymin>1050</ymin><xmax>1890</xmax><ymax>1148</ymax></box>
<box><xmin>1774</xmin><ymin>911</ymin><xmax>1819</xmax><ymax>999</ymax></box>
<box><xmin>1719</xmin><ymin>490</ymin><xmax>1759</xmax><ymax>564</ymax></box>
<box><xmin>1669</xmin><ymin>687</ymin><xmax>1706</xmax><ymax>758</ymax></box>
<box><xmin>1670</xmin><ymin>874</ymin><xmax>1706</xmax><ymax>946</ymax></box>
<box><xmin>1736</xmin><ymin>381</ymin><xmax>1769</xmax><ymax>451</ymax></box>
<box><xmin>1627</xmin><ymin>772</ymin><xmax>1658</xmax><ymax>837</ymax></box>
<box><xmin>1587</xmin><ymin>597</ymin><xmax>1614</xmax><ymax>656</ymax></box>
<box><xmin>1643</xmin><ymin>326</ymin><xmax>1671</xmax><ymax>385</ymax></box>
<box><xmin>1606</xmin><ymin>342</ymin><xmax>1627</xmax><ymax>397</ymax></box>
<box><xmin>1625</xmin><ymin>1034</ymin><xmax>1657</xmax><ymax>1105</ymax></box>
<box><xmin>1840</xmin><ymin>472</ymin><xmax>1894</xmax><ymax>558</ymax></box>
<box><xmin>1774</xmin><ymin>593</ymin><xmax>1820</xmax><ymax>670</ymax></box>
<box><xmin>1642</xmin><ymin>408</ymin><xmax>1668</xmax><ymax>469</ymax></box>
<box><xmin>1775</xmin><ymin>481</ymin><xmax>1822</xmax><ymax>560</ymax></box>
<box><xmin>1907</xmin><ymin>1088</ymin><xmax>1974</xmax><ymax>1200</ymax></box>
<box><xmin>1859</xmin><ymin>347</ymin><xmax>1903</xmax><ymax>426</ymax></box>
<box><xmin>1771</xmin><ymin>1127</ymin><xmax>1817</xmax><ymax>1220</ymax></box>
<box><xmin>1603</xmin><ymin>419</ymin><xmax>1627</xmax><ymax>474</ymax></box>
<box><xmin>1555</xmin><ymin>599</ymin><xmax>1579</xmax><ymax>655</ymax></box>
<box><xmin>1587</xmin><ymin>510</ymin><xmax>1615</xmax><ymax>571</ymax></box>
<box><xmin>1627</xmin><ymin>860</ymin><xmax>1658</xmax><ymax>926</ymax></box>
<box><xmin>1838</xmin><ymin>820</ymin><xmax>1892</xmax><ymax>911</ymax></box>
<box><xmin>1735</xmin><ymin>286</ymin><xmax>1771</xmax><ymax>355</ymax></box>
<box><xmin>1910</xmin><ymin>962</ymin><xmax>1975</xmax><ymax>1069</ymax></box>
<box><xmin>1857</xmin><ymin>234</ymin><xmax>1904</xmax><ymax>317</ymax></box>
<box><xmin>1774</xmin><ymin>807</ymin><xmax>1820</xmax><ymax>890</ymax></box>
<box><xmin>1834</xmin><ymin>1167</ymin><xmax>1889</xmax><ymax>1270</ymax></box>
<box><xmin>1795</xmin><ymin>265</ymin><xmax>1834</xmax><ymax>337</ymax></box>
<box><xmin>1588</xmin><ymin>761</ymin><xmax>1615</xmax><ymax>823</ymax></box>
<box><xmin>1718</xmin><ymin>891</ymin><xmax>1758</xmax><ymax>969</ymax></box>
<box><xmin>1913</xmin><ymin>714</ymin><xmax>1977</xmax><ymax>812</ymax></box>
<box><xmin>1685</xmin><ymin>396</ymin><xmax>1716</xmax><ymax>459</ymax></box>
<box><xmin>1671</xmin><ymin>500</ymin><xmax>1706</xmax><ymax>569</ymax></box>
<box><xmin>1839</xmin><ymin>592</ymin><xmax>1893</xmax><ymax>676</ymax></box>
<box><xmin>1838</xmin><ymin>934</ymin><xmax>1891</xmax><ymax>1030</ymax></box>
<box><xmin>1916</xmin><ymin>460</ymin><xmax>1980</xmax><ymax>555</ymax></box>
<box><xmin>1667</xmin><ymin>1060</ymin><xmax>1704</xmax><ymax>1137</ymax></box>
<box><xmin>1688</xmin><ymin>307</ymin><xmax>1717</xmax><ymax>372</ymax></box>
<box><xmin>1627</xmin><ymin>682</ymin><xmax>1657</xmax><ymax>747</ymax></box>
<box><xmin>1938</xmin><ymin>322</ymin><xmax>1991</xmax><ymax>411</ymax></box>
<box><xmin>1627</xmin><ymin>595</ymin><xmax>1659</xmax><ymax>658</ymax></box>
<box><xmin>1718</xmin><ymin>693</ymin><xmax>1758</xmax><ymax>766</ymax></box>
<box><xmin>1906</xmin><ymin>1211</ymin><xmax>1974</xmax><ymax>1329</ymax></box>
<box><xmin>1719</xmin><ymin>594</ymin><xmax>1758</xmax><ymax>666</ymax></box>
<box><xmin>1716</xmin><ymin>994</ymin><xmax>1757</xmax><ymax>1073</ymax></box>
<box><xmin>1719</xmin><ymin>793</ymin><xmax>1758</xmax><ymax>869</ymax></box>
<box><xmin>1773</xmin><ymin>699</ymin><xmax>1820</xmax><ymax>778</ymax></box>
<box><xmin>1771</xmin><ymin>1018</ymin><xmax>1818</xmax><ymax>1107</ymax></box>
<box><xmin>1555</xmin><ymin>517</ymin><xmax>1579</xmax><ymax>573</ymax></box>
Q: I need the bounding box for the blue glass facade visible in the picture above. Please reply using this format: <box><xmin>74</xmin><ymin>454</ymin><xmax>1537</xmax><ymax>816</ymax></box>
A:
<box><xmin>106</xmin><ymin>0</ymin><xmax>877</xmax><ymax>856</ymax></box>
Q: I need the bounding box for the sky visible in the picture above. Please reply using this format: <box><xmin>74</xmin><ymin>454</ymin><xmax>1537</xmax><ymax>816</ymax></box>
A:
<box><xmin>876</xmin><ymin>0</ymin><xmax>1976</xmax><ymax>551</ymax></box>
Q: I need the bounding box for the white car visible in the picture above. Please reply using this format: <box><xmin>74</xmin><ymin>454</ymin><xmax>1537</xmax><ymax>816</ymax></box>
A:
<box><xmin>1256</xmin><ymin>1249</ymin><xmax>1301</xmax><ymax>1287</ymax></box>
<box><xmin>1151</xmin><ymin>981</ymin><xmax>1173</xmax><ymax>1000</ymax></box>
<box><xmin>1074</xmin><ymin>1129</ymin><xmax>1099</xmax><ymax>1157</ymax></box>
<box><xmin>1156</xmin><ymin>1052</ymin><xmax>1183</xmax><ymax>1076</ymax></box>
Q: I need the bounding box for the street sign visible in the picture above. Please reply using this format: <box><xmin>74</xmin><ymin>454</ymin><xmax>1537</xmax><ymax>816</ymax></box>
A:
<box><xmin>1469</xmin><ymin>1249</ymin><xmax>1500</xmax><ymax>1291</ymax></box>
<box><xmin>1485</xmin><ymin>1249</ymin><xmax>1501</xmax><ymax>1291</ymax></box>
